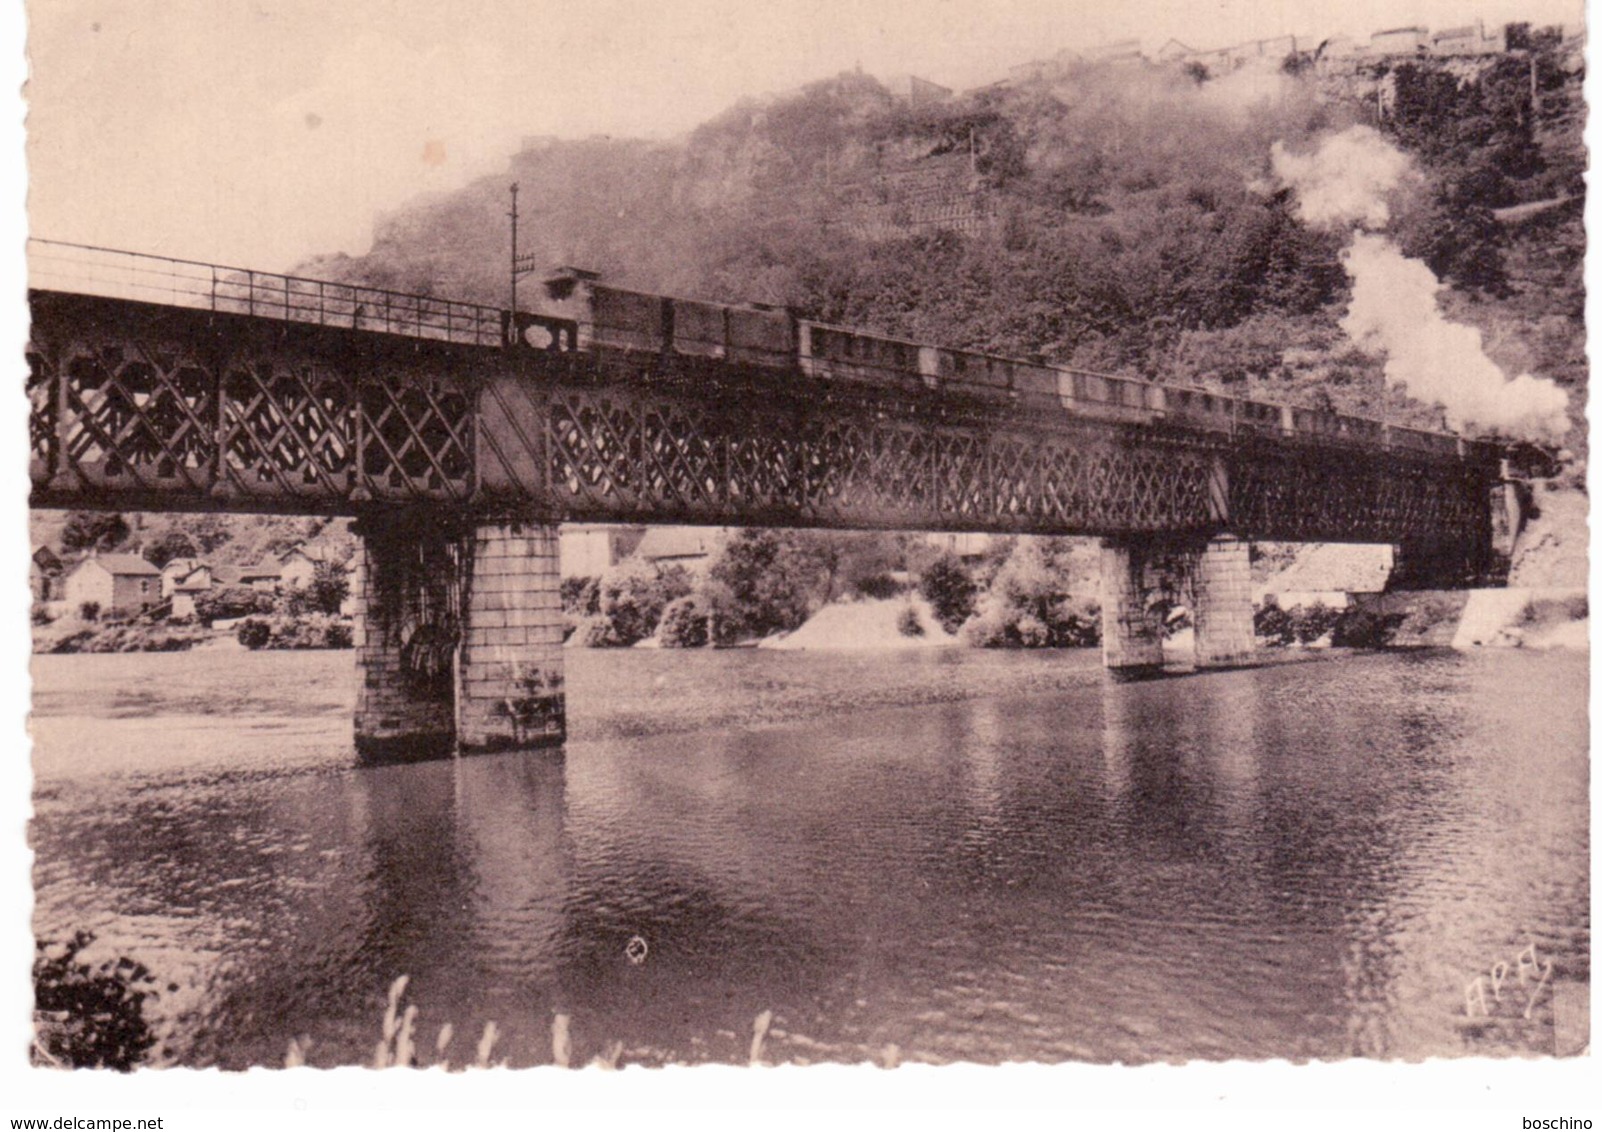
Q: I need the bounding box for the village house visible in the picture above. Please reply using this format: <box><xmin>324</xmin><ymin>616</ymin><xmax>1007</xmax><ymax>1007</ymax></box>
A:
<box><xmin>212</xmin><ymin>563</ymin><xmax>283</xmax><ymax>592</ymax></box>
<box><xmin>278</xmin><ymin>543</ymin><xmax>350</xmax><ymax>589</ymax></box>
<box><xmin>1082</xmin><ymin>38</ymin><xmax>1143</xmax><ymax>64</ymax></box>
<box><xmin>1313</xmin><ymin>35</ymin><xmax>1368</xmax><ymax>69</ymax></box>
<box><xmin>1153</xmin><ymin>39</ymin><xmax>1197</xmax><ymax>64</ymax></box>
<box><xmin>883</xmin><ymin>74</ymin><xmax>952</xmax><ymax>107</ymax></box>
<box><xmin>61</xmin><ymin>553</ymin><xmax>163</xmax><ymax>617</ymax></box>
<box><xmin>560</xmin><ymin>524</ymin><xmax>648</xmax><ymax>578</ymax></box>
<box><xmin>1001</xmin><ymin>46</ymin><xmax>1082</xmax><ymax>85</ymax></box>
<box><xmin>924</xmin><ymin>532</ymin><xmax>991</xmax><ymax>561</ymax></box>
<box><xmin>1432</xmin><ymin>22</ymin><xmax>1507</xmax><ymax>55</ymax></box>
<box><xmin>635</xmin><ymin>527</ymin><xmax>726</xmax><ymax>573</ymax></box>
<box><xmin>160</xmin><ymin>557</ymin><xmax>207</xmax><ymax>598</ymax></box>
<box><xmin>168</xmin><ymin>565</ymin><xmax>214</xmax><ymax>620</ymax></box>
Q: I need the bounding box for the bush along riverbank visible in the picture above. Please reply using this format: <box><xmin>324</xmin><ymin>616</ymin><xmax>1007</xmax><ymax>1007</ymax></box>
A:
<box><xmin>35</xmin><ymin>563</ymin><xmax>354</xmax><ymax>655</ymax></box>
<box><xmin>560</xmin><ymin>529</ymin><xmax>1588</xmax><ymax>656</ymax></box>
<box><xmin>565</xmin><ymin>532</ymin><xmax>1110</xmax><ymax>651</ymax></box>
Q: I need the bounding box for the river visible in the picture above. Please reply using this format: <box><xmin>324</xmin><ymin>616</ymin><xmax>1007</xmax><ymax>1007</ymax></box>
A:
<box><xmin>29</xmin><ymin>645</ymin><xmax>1589</xmax><ymax>1067</ymax></box>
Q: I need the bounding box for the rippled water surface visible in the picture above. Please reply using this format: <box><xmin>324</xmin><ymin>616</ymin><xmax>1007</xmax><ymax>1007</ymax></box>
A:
<box><xmin>30</xmin><ymin>646</ymin><xmax>1589</xmax><ymax>1067</ymax></box>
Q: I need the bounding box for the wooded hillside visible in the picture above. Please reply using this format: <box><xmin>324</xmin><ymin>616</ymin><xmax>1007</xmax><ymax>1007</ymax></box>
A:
<box><xmin>296</xmin><ymin>29</ymin><xmax>1586</xmax><ymax>461</ymax></box>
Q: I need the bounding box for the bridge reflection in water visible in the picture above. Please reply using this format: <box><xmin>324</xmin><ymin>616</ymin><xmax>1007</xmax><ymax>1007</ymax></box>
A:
<box><xmin>29</xmin><ymin>648</ymin><xmax>1587</xmax><ymax>1065</ymax></box>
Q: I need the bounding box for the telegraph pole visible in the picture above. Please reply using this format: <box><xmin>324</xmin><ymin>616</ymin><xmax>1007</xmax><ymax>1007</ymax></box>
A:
<box><xmin>509</xmin><ymin>183</ymin><xmax>541</xmax><ymax>311</ymax></box>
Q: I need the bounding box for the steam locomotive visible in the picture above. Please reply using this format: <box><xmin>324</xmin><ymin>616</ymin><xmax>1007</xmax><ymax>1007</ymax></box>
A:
<box><xmin>532</xmin><ymin>272</ymin><xmax>1478</xmax><ymax>463</ymax></box>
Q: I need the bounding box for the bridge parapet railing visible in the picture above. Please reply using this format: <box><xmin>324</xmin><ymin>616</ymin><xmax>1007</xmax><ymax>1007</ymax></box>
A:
<box><xmin>27</xmin><ymin>238</ymin><xmax>506</xmax><ymax>348</ymax></box>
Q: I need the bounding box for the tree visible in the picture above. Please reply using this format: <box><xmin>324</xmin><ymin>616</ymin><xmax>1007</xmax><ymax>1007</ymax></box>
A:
<box><xmin>305</xmin><ymin>560</ymin><xmax>350</xmax><ymax>616</ymax></box>
<box><xmin>60</xmin><ymin>512</ymin><xmax>130</xmax><ymax>554</ymax></box>
<box><xmin>962</xmin><ymin>539</ymin><xmax>1100</xmax><ymax>648</ymax></box>
<box><xmin>33</xmin><ymin>931</ymin><xmax>159</xmax><ymax>1070</ymax></box>
<box><xmin>707</xmin><ymin>530</ymin><xmax>823</xmax><ymax>640</ymax></box>
<box><xmin>141</xmin><ymin>530</ymin><xmax>197</xmax><ymax>569</ymax></box>
<box><xmin>918</xmin><ymin>554</ymin><xmax>978</xmax><ymax>633</ymax></box>
<box><xmin>581</xmin><ymin>560</ymin><xmax>694</xmax><ymax>646</ymax></box>
<box><xmin>186</xmin><ymin>515</ymin><xmax>233</xmax><ymax>555</ymax></box>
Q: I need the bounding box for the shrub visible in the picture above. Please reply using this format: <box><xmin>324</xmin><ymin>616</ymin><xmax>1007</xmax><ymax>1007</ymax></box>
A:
<box><xmin>1254</xmin><ymin>600</ymin><xmax>1294</xmax><ymax>645</ymax></box>
<box><xmin>918</xmin><ymin>554</ymin><xmax>977</xmax><ymax>633</ymax></box>
<box><xmin>78</xmin><ymin>601</ymin><xmax>100</xmax><ymax>623</ymax></box>
<box><xmin>33</xmin><ymin>931</ymin><xmax>160</xmax><ymax>1070</ymax></box>
<box><xmin>1258</xmin><ymin>601</ymin><xmax>1342</xmax><ymax>645</ymax></box>
<box><xmin>194</xmin><ymin>585</ymin><xmax>275</xmax><ymax>624</ymax></box>
<box><xmin>233</xmin><ymin>613</ymin><xmax>354</xmax><ymax>650</ymax></box>
<box><xmin>1329</xmin><ymin>607</ymin><xmax>1406</xmax><ymax>648</ymax></box>
<box><xmin>853</xmin><ymin>572</ymin><xmax>905</xmax><ymax>600</ymax></box>
<box><xmin>896</xmin><ymin>604</ymin><xmax>925</xmax><ymax>638</ymax></box>
<box><xmin>49</xmin><ymin>630</ymin><xmax>98</xmax><ymax>654</ymax></box>
<box><xmin>658</xmin><ymin>595</ymin><xmax>711</xmax><ymax>648</ymax></box>
<box><xmin>962</xmin><ymin>540</ymin><xmax>1100</xmax><ymax>648</ymax></box>
<box><xmin>1287</xmin><ymin>602</ymin><xmax>1342</xmax><ymax>644</ymax></box>
<box><xmin>582</xmin><ymin>561</ymin><xmax>694</xmax><ymax>647</ymax></box>
<box><xmin>295</xmin><ymin>560</ymin><xmax>350</xmax><ymax>616</ymax></box>
<box><xmin>561</xmin><ymin>576</ymin><xmax>599</xmax><ymax>615</ymax></box>
<box><xmin>707</xmin><ymin>531</ymin><xmax>819</xmax><ymax>641</ymax></box>
<box><xmin>575</xmin><ymin>615</ymin><xmax>617</xmax><ymax>648</ymax></box>
<box><xmin>141</xmin><ymin>530</ymin><xmax>197</xmax><ymax>569</ymax></box>
<box><xmin>60</xmin><ymin>512</ymin><xmax>131</xmax><ymax>555</ymax></box>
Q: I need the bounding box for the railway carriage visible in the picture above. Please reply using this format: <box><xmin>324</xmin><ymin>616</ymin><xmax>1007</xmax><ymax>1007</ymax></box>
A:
<box><xmin>542</xmin><ymin>271</ymin><xmax>1471</xmax><ymax>457</ymax></box>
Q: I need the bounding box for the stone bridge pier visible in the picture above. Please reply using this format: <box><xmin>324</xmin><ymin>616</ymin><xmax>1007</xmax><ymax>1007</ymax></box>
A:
<box><xmin>352</xmin><ymin>511</ymin><xmax>566</xmax><ymax>763</ymax></box>
<box><xmin>1099</xmin><ymin>535</ymin><xmax>1255</xmax><ymax>676</ymax></box>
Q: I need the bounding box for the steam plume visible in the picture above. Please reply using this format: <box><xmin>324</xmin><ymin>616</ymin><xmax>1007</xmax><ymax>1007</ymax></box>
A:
<box><xmin>1271</xmin><ymin>125</ymin><xmax>1415</xmax><ymax>229</ymax></box>
<box><xmin>1272</xmin><ymin>126</ymin><xmax>1570</xmax><ymax>442</ymax></box>
<box><xmin>1343</xmin><ymin>235</ymin><xmax>1570</xmax><ymax>440</ymax></box>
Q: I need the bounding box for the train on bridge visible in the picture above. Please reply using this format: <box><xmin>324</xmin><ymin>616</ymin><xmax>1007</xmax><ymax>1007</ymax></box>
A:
<box><xmin>26</xmin><ymin>238</ymin><xmax>1491</xmax><ymax>482</ymax></box>
<box><xmin>540</xmin><ymin>273</ymin><xmax>1484</xmax><ymax>463</ymax></box>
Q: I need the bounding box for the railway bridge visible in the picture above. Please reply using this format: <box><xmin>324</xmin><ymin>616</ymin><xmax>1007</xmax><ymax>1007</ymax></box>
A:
<box><xmin>25</xmin><ymin>241</ymin><xmax>1508</xmax><ymax>761</ymax></box>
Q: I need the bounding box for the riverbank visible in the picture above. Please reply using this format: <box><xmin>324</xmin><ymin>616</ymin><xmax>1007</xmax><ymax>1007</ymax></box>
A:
<box><xmin>31</xmin><ymin>613</ymin><xmax>355</xmax><ymax>654</ymax></box>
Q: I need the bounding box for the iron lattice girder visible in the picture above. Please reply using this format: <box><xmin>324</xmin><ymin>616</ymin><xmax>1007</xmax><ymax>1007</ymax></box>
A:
<box><xmin>29</xmin><ymin>292</ymin><xmax>480</xmax><ymax>511</ymax></box>
<box><xmin>27</xmin><ymin>289</ymin><xmax>1496</xmax><ymax>551</ymax></box>
<box><xmin>1226</xmin><ymin>438</ymin><xmax>1495</xmax><ymax>546</ymax></box>
<box><xmin>541</xmin><ymin>382</ymin><xmax>1222</xmax><ymax>534</ymax></box>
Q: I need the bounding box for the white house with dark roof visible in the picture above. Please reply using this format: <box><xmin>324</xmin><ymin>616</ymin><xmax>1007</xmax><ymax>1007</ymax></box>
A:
<box><xmin>168</xmin><ymin>565</ymin><xmax>214</xmax><ymax>620</ymax></box>
<box><xmin>61</xmin><ymin>553</ymin><xmax>163</xmax><ymax>616</ymax></box>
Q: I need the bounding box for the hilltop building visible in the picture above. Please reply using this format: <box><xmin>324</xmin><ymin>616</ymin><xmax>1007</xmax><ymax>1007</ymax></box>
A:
<box><xmin>883</xmin><ymin>74</ymin><xmax>952</xmax><ymax>107</ymax></box>
<box><xmin>1370</xmin><ymin>26</ymin><xmax>1429</xmax><ymax>55</ymax></box>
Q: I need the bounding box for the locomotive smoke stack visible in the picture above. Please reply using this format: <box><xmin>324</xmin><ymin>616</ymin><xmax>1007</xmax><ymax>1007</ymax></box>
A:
<box><xmin>1271</xmin><ymin>126</ymin><xmax>1570</xmax><ymax>444</ymax></box>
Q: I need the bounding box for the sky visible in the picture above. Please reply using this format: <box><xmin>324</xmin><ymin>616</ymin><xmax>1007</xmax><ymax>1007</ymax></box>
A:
<box><xmin>20</xmin><ymin>0</ymin><xmax>1587</xmax><ymax>271</ymax></box>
